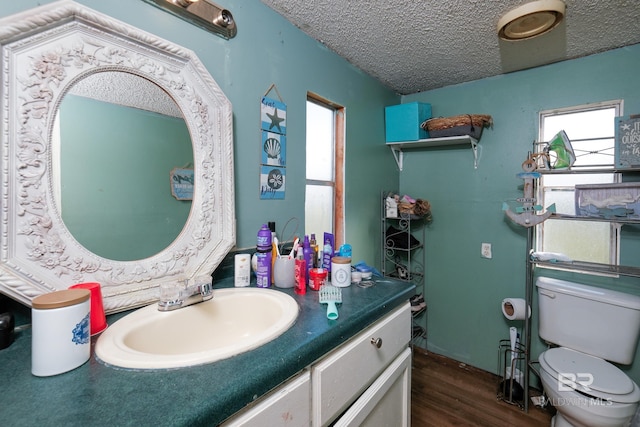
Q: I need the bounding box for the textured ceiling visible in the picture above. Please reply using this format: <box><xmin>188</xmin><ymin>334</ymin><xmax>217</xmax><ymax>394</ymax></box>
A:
<box><xmin>69</xmin><ymin>72</ymin><xmax>182</xmax><ymax>118</ymax></box>
<box><xmin>260</xmin><ymin>0</ymin><xmax>640</xmax><ymax>95</ymax></box>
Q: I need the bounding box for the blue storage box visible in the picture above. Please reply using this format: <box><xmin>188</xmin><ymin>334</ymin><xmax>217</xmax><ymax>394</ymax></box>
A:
<box><xmin>385</xmin><ymin>102</ymin><xmax>431</xmax><ymax>142</ymax></box>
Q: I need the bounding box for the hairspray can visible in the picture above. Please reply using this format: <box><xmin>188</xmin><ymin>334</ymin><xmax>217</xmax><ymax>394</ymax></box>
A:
<box><xmin>256</xmin><ymin>224</ymin><xmax>272</xmax><ymax>288</ymax></box>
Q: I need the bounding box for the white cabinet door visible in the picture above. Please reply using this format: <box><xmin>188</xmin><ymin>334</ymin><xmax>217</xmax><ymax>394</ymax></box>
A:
<box><xmin>334</xmin><ymin>347</ymin><xmax>412</xmax><ymax>427</ymax></box>
<box><xmin>221</xmin><ymin>371</ymin><xmax>311</xmax><ymax>427</ymax></box>
<box><xmin>312</xmin><ymin>303</ymin><xmax>411</xmax><ymax>426</ymax></box>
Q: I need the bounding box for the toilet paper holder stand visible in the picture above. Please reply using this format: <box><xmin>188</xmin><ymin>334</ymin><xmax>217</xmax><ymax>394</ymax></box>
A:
<box><xmin>497</xmin><ymin>338</ymin><xmax>526</xmax><ymax>408</ymax></box>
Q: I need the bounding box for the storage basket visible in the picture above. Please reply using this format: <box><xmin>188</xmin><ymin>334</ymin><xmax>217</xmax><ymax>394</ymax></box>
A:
<box><xmin>398</xmin><ymin>199</ymin><xmax>432</xmax><ymax>222</ymax></box>
<box><xmin>421</xmin><ymin>114</ymin><xmax>492</xmax><ymax>139</ymax></box>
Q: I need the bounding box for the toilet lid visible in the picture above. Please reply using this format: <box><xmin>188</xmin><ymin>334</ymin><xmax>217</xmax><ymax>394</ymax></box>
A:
<box><xmin>541</xmin><ymin>347</ymin><xmax>640</xmax><ymax>403</ymax></box>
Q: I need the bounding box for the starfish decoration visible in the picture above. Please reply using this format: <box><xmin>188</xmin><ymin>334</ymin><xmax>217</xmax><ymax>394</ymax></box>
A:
<box><xmin>267</xmin><ymin>108</ymin><xmax>285</xmax><ymax>133</ymax></box>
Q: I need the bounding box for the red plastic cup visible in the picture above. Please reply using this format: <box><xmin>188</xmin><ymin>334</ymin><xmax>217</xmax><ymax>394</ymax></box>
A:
<box><xmin>69</xmin><ymin>282</ymin><xmax>107</xmax><ymax>335</ymax></box>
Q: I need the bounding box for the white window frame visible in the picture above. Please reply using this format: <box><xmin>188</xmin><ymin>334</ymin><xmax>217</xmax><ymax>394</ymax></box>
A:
<box><xmin>535</xmin><ymin>100</ymin><xmax>623</xmax><ymax>276</ymax></box>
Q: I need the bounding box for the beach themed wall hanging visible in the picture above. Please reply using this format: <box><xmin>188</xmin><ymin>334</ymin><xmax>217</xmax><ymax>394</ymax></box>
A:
<box><xmin>615</xmin><ymin>114</ymin><xmax>640</xmax><ymax>169</ymax></box>
<box><xmin>170</xmin><ymin>166</ymin><xmax>194</xmax><ymax>201</ymax></box>
<box><xmin>260</xmin><ymin>84</ymin><xmax>287</xmax><ymax>199</ymax></box>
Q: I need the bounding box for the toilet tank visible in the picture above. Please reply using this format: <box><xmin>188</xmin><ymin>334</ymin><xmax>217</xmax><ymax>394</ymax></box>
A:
<box><xmin>536</xmin><ymin>276</ymin><xmax>640</xmax><ymax>364</ymax></box>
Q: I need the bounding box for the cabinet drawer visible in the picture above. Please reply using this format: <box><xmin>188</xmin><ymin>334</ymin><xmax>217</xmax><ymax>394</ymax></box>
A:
<box><xmin>312</xmin><ymin>303</ymin><xmax>411</xmax><ymax>426</ymax></box>
<box><xmin>221</xmin><ymin>371</ymin><xmax>311</xmax><ymax>427</ymax></box>
<box><xmin>334</xmin><ymin>347</ymin><xmax>412</xmax><ymax>427</ymax></box>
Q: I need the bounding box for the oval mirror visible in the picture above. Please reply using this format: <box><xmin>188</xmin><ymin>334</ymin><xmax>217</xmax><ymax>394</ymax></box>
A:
<box><xmin>54</xmin><ymin>72</ymin><xmax>193</xmax><ymax>261</ymax></box>
<box><xmin>0</xmin><ymin>1</ymin><xmax>235</xmax><ymax>312</ymax></box>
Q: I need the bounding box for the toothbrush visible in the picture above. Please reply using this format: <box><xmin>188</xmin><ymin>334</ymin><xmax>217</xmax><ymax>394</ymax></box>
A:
<box><xmin>289</xmin><ymin>237</ymin><xmax>300</xmax><ymax>259</ymax></box>
<box><xmin>273</xmin><ymin>237</ymin><xmax>281</xmax><ymax>258</ymax></box>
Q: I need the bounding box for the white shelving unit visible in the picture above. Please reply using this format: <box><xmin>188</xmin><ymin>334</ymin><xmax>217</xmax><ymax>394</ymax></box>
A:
<box><xmin>387</xmin><ymin>135</ymin><xmax>479</xmax><ymax>171</ymax></box>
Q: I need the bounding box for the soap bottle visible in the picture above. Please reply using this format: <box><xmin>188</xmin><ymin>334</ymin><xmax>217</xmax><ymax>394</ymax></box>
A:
<box><xmin>302</xmin><ymin>235</ymin><xmax>314</xmax><ymax>285</ymax></box>
<box><xmin>294</xmin><ymin>248</ymin><xmax>306</xmax><ymax>295</ymax></box>
<box><xmin>256</xmin><ymin>224</ymin><xmax>272</xmax><ymax>288</ymax></box>
<box><xmin>310</xmin><ymin>234</ymin><xmax>318</xmax><ymax>267</ymax></box>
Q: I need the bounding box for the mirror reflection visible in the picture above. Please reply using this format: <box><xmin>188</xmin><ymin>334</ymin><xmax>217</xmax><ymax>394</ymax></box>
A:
<box><xmin>53</xmin><ymin>72</ymin><xmax>193</xmax><ymax>261</ymax></box>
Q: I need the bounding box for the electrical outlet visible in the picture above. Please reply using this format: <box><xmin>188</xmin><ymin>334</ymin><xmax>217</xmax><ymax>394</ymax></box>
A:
<box><xmin>481</xmin><ymin>242</ymin><xmax>492</xmax><ymax>259</ymax></box>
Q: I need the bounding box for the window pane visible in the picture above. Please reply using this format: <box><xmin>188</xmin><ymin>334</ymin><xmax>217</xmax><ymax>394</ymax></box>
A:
<box><xmin>537</xmin><ymin>102</ymin><xmax>621</xmax><ymax>268</ymax></box>
<box><xmin>542</xmin><ymin>107</ymin><xmax>617</xmax><ymax>168</ymax></box>
<box><xmin>305</xmin><ymin>184</ymin><xmax>333</xmax><ymax>237</ymax></box>
<box><xmin>306</xmin><ymin>102</ymin><xmax>334</xmax><ymax>181</ymax></box>
<box><xmin>542</xmin><ymin>220</ymin><xmax>612</xmax><ymax>264</ymax></box>
<box><xmin>543</xmin><ymin>108</ymin><xmax>616</xmax><ymax>141</ymax></box>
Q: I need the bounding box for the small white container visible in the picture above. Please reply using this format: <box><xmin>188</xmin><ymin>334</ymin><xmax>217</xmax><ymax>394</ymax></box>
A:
<box><xmin>331</xmin><ymin>256</ymin><xmax>351</xmax><ymax>287</ymax></box>
<box><xmin>32</xmin><ymin>289</ymin><xmax>91</xmax><ymax>377</ymax></box>
<box><xmin>234</xmin><ymin>253</ymin><xmax>251</xmax><ymax>287</ymax></box>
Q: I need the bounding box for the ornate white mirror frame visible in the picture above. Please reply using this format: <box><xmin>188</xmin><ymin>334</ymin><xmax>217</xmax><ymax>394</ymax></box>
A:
<box><xmin>0</xmin><ymin>1</ymin><xmax>235</xmax><ymax>312</ymax></box>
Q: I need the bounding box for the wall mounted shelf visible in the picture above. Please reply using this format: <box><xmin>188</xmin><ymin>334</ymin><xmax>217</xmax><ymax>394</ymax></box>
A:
<box><xmin>387</xmin><ymin>135</ymin><xmax>479</xmax><ymax>171</ymax></box>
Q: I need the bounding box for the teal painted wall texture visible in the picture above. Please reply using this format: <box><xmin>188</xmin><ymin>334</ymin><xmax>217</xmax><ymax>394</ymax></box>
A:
<box><xmin>60</xmin><ymin>95</ymin><xmax>192</xmax><ymax>261</ymax></box>
<box><xmin>0</xmin><ymin>0</ymin><xmax>399</xmax><ymax>268</ymax></box>
<box><xmin>402</xmin><ymin>44</ymin><xmax>640</xmax><ymax>382</ymax></box>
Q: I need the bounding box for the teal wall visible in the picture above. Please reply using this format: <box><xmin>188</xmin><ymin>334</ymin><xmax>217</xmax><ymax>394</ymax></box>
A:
<box><xmin>0</xmin><ymin>1</ymin><xmax>399</xmax><ymax>273</ymax></box>
<box><xmin>60</xmin><ymin>95</ymin><xmax>192</xmax><ymax>261</ymax></box>
<box><xmin>2</xmin><ymin>0</ymin><xmax>639</xmax><ymax>384</ymax></box>
<box><xmin>0</xmin><ymin>0</ymin><xmax>399</xmax><ymax>267</ymax></box>
<box><xmin>401</xmin><ymin>44</ymin><xmax>640</xmax><ymax>381</ymax></box>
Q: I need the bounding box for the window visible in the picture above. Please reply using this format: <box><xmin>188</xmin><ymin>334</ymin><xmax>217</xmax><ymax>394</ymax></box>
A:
<box><xmin>536</xmin><ymin>101</ymin><xmax>622</xmax><ymax>269</ymax></box>
<box><xmin>305</xmin><ymin>94</ymin><xmax>345</xmax><ymax>246</ymax></box>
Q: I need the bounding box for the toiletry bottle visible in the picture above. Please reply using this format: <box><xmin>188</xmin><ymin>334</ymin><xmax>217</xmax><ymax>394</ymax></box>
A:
<box><xmin>256</xmin><ymin>224</ymin><xmax>272</xmax><ymax>288</ymax></box>
<box><xmin>322</xmin><ymin>238</ymin><xmax>333</xmax><ymax>272</ymax></box>
<box><xmin>294</xmin><ymin>248</ymin><xmax>306</xmax><ymax>295</ymax></box>
<box><xmin>302</xmin><ymin>235</ymin><xmax>314</xmax><ymax>285</ymax></box>
<box><xmin>310</xmin><ymin>234</ymin><xmax>318</xmax><ymax>267</ymax></box>
<box><xmin>234</xmin><ymin>254</ymin><xmax>251</xmax><ymax>287</ymax></box>
<box><xmin>269</xmin><ymin>221</ymin><xmax>277</xmax><ymax>281</ymax></box>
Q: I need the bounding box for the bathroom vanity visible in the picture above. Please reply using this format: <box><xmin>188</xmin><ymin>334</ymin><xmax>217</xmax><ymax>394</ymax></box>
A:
<box><xmin>0</xmin><ymin>277</ymin><xmax>414</xmax><ymax>426</ymax></box>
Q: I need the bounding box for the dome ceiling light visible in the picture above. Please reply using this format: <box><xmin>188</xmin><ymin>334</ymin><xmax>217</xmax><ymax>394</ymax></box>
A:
<box><xmin>497</xmin><ymin>0</ymin><xmax>565</xmax><ymax>41</ymax></box>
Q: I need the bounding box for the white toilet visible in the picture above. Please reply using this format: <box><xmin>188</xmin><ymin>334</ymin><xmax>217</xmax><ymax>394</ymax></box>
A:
<box><xmin>536</xmin><ymin>277</ymin><xmax>640</xmax><ymax>427</ymax></box>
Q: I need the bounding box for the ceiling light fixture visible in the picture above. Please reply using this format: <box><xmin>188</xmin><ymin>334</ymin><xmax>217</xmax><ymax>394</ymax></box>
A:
<box><xmin>143</xmin><ymin>0</ymin><xmax>237</xmax><ymax>39</ymax></box>
<box><xmin>497</xmin><ymin>0</ymin><xmax>565</xmax><ymax>41</ymax></box>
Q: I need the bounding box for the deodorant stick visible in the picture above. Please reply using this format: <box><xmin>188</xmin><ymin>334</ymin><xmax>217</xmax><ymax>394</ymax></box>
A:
<box><xmin>235</xmin><ymin>254</ymin><xmax>251</xmax><ymax>287</ymax></box>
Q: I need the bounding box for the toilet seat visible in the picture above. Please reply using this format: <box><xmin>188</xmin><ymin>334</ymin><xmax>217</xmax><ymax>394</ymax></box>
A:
<box><xmin>539</xmin><ymin>347</ymin><xmax>640</xmax><ymax>404</ymax></box>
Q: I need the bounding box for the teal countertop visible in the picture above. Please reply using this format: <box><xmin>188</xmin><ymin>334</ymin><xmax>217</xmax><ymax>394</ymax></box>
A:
<box><xmin>0</xmin><ymin>277</ymin><xmax>414</xmax><ymax>426</ymax></box>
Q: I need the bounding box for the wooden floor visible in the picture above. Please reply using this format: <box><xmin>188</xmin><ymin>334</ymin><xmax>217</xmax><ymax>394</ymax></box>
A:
<box><xmin>411</xmin><ymin>348</ymin><xmax>554</xmax><ymax>427</ymax></box>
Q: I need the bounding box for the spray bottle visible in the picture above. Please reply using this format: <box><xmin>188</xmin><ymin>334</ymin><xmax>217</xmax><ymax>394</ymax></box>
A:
<box><xmin>294</xmin><ymin>248</ymin><xmax>306</xmax><ymax>295</ymax></box>
<box><xmin>256</xmin><ymin>224</ymin><xmax>272</xmax><ymax>288</ymax></box>
<box><xmin>310</xmin><ymin>234</ymin><xmax>318</xmax><ymax>268</ymax></box>
<box><xmin>302</xmin><ymin>235</ymin><xmax>314</xmax><ymax>285</ymax></box>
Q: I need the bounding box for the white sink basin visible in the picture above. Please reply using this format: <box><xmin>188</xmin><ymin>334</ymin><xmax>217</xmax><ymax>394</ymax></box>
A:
<box><xmin>95</xmin><ymin>287</ymin><xmax>298</xmax><ymax>369</ymax></box>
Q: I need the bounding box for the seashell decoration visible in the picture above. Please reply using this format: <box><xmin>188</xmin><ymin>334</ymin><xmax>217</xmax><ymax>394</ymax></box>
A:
<box><xmin>264</xmin><ymin>137</ymin><xmax>281</xmax><ymax>159</ymax></box>
<box><xmin>267</xmin><ymin>169</ymin><xmax>283</xmax><ymax>190</ymax></box>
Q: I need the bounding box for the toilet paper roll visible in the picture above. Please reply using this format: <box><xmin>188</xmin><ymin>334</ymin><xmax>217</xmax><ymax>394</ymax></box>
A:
<box><xmin>502</xmin><ymin>298</ymin><xmax>531</xmax><ymax>320</ymax></box>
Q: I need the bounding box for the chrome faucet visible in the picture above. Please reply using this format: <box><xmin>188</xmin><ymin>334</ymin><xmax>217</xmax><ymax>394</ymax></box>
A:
<box><xmin>158</xmin><ymin>277</ymin><xmax>214</xmax><ymax>311</ymax></box>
